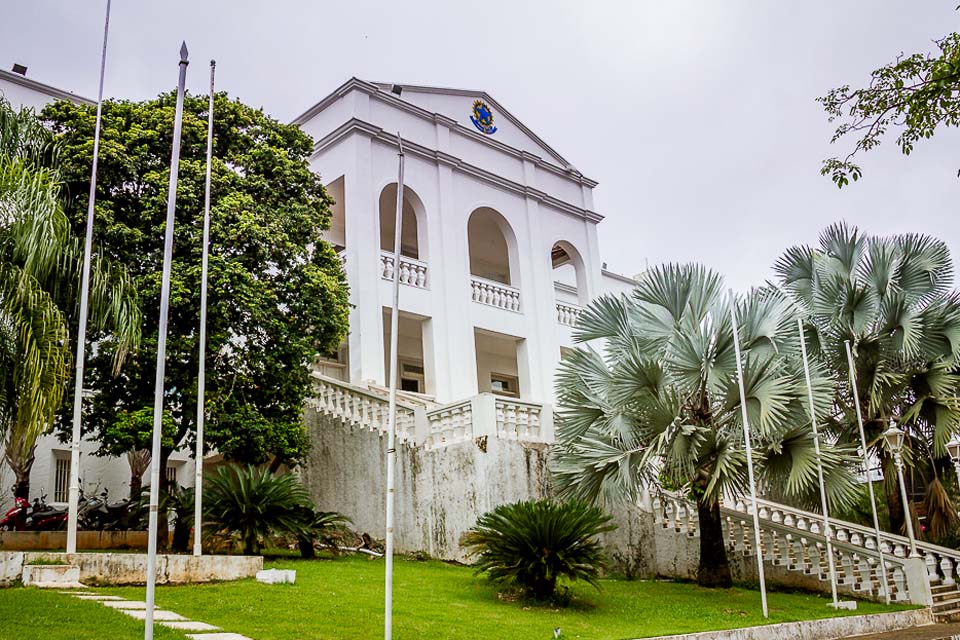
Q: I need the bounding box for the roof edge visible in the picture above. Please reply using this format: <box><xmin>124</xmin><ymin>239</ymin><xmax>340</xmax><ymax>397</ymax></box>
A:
<box><xmin>0</xmin><ymin>68</ymin><xmax>94</xmax><ymax>106</ymax></box>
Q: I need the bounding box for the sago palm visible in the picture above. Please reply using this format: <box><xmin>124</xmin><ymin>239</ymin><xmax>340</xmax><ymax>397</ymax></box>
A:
<box><xmin>553</xmin><ymin>263</ymin><xmax>858</xmax><ymax>587</ymax></box>
<box><xmin>0</xmin><ymin>98</ymin><xmax>140</xmax><ymax>498</ymax></box>
<box><xmin>462</xmin><ymin>499</ymin><xmax>615</xmax><ymax>602</ymax></box>
<box><xmin>203</xmin><ymin>464</ymin><xmax>313</xmax><ymax>555</ymax></box>
<box><xmin>775</xmin><ymin>223</ymin><xmax>960</xmax><ymax>538</ymax></box>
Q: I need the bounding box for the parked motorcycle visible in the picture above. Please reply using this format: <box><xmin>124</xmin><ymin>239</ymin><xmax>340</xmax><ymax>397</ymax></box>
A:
<box><xmin>25</xmin><ymin>492</ymin><xmax>71</xmax><ymax>531</ymax></box>
<box><xmin>81</xmin><ymin>488</ymin><xmax>131</xmax><ymax>531</ymax></box>
<box><xmin>0</xmin><ymin>494</ymin><xmax>30</xmax><ymax>531</ymax></box>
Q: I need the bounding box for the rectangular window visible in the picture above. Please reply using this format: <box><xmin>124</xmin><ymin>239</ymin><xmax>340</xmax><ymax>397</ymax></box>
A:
<box><xmin>165</xmin><ymin>465</ymin><xmax>178</xmax><ymax>489</ymax></box>
<box><xmin>54</xmin><ymin>457</ymin><xmax>71</xmax><ymax>503</ymax></box>
<box><xmin>490</xmin><ymin>373</ymin><xmax>519</xmax><ymax>398</ymax></box>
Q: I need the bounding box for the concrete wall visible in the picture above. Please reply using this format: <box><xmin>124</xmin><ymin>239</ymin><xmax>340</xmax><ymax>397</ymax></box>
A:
<box><xmin>0</xmin><ymin>552</ymin><xmax>262</xmax><ymax>586</ymax></box>
<box><xmin>0</xmin><ymin>530</ymin><xmax>147</xmax><ymax>551</ymax></box>
<box><xmin>300</xmin><ymin>411</ymin><xmax>550</xmax><ymax>562</ymax></box>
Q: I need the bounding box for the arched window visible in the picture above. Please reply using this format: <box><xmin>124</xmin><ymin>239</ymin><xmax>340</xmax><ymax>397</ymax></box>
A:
<box><xmin>551</xmin><ymin>241</ymin><xmax>587</xmax><ymax>305</ymax></box>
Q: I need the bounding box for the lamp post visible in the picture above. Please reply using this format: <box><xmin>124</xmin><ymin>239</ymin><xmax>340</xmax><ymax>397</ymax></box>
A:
<box><xmin>948</xmin><ymin>438</ymin><xmax>960</xmax><ymax>497</ymax></box>
<box><xmin>882</xmin><ymin>423</ymin><xmax>919</xmax><ymax>558</ymax></box>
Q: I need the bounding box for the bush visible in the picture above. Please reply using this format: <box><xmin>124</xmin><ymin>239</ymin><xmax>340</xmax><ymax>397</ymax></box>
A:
<box><xmin>462</xmin><ymin>499</ymin><xmax>615</xmax><ymax>602</ymax></box>
<box><xmin>204</xmin><ymin>464</ymin><xmax>312</xmax><ymax>555</ymax></box>
<box><xmin>295</xmin><ymin>507</ymin><xmax>353</xmax><ymax>558</ymax></box>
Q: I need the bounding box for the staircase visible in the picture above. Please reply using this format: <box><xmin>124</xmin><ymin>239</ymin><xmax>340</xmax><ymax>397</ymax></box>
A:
<box><xmin>653</xmin><ymin>493</ymin><xmax>960</xmax><ymax>618</ymax></box>
<box><xmin>307</xmin><ymin>372</ymin><xmax>553</xmax><ymax>451</ymax></box>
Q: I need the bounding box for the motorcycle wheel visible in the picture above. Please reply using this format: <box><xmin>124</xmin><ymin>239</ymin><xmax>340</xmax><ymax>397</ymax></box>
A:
<box><xmin>0</xmin><ymin>523</ymin><xmax>13</xmax><ymax>531</ymax></box>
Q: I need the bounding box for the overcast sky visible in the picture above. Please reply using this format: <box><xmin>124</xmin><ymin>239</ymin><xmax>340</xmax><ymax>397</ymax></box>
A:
<box><xmin>2</xmin><ymin>1</ymin><xmax>958</xmax><ymax>291</ymax></box>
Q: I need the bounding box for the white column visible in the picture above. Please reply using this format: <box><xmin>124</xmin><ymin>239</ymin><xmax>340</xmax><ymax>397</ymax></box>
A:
<box><xmin>432</xmin><ymin>147</ymin><xmax>477</xmax><ymax>401</ymax></box>
<box><xmin>344</xmin><ymin>133</ymin><xmax>385</xmax><ymax>386</ymax></box>
<box><xmin>519</xmin><ymin>193</ymin><xmax>555</xmax><ymax>403</ymax></box>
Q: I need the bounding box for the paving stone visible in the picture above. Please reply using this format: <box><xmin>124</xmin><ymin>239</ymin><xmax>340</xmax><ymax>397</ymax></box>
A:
<box><xmin>103</xmin><ymin>600</ymin><xmax>148</xmax><ymax>609</ymax></box>
<box><xmin>185</xmin><ymin>634</ymin><xmax>253</xmax><ymax>640</ymax></box>
<box><xmin>160</xmin><ymin>621</ymin><xmax>222</xmax><ymax>632</ymax></box>
<box><xmin>74</xmin><ymin>595</ymin><xmax>124</xmax><ymax>601</ymax></box>
<box><xmin>118</xmin><ymin>609</ymin><xmax>186</xmax><ymax>621</ymax></box>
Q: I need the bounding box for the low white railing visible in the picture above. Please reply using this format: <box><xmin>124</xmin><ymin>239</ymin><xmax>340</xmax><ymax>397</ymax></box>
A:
<box><xmin>309</xmin><ymin>375</ymin><xmax>553</xmax><ymax>450</ymax></box>
<box><xmin>495</xmin><ymin>397</ymin><xmax>547</xmax><ymax>442</ymax></box>
<box><xmin>380</xmin><ymin>251</ymin><xmax>428</xmax><ymax>289</ymax></box>
<box><xmin>471</xmin><ymin>277</ymin><xmax>520</xmax><ymax>312</ymax></box>
<box><xmin>423</xmin><ymin>399</ymin><xmax>474</xmax><ymax>450</ymax></box>
<box><xmin>652</xmin><ymin>493</ymin><xmax>932</xmax><ymax>605</ymax></box>
<box><xmin>309</xmin><ymin>373</ymin><xmax>422</xmax><ymax>446</ymax></box>
<box><xmin>556</xmin><ymin>301</ymin><xmax>584</xmax><ymax>326</ymax></box>
<box><xmin>738</xmin><ymin>498</ymin><xmax>960</xmax><ymax>588</ymax></box>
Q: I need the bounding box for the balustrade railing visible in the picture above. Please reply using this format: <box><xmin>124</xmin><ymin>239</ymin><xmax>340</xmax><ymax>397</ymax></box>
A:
<box><xmin>380</xmin><ymin>251</ymin><xmax>428</xmax><ymax>289</ymax></box>
<box><xmin>423</xmin><ymin>399</ymin><xmax>474</xmax><ymax>450</ymax></box>
<box><xmin>310</xmin><ymin>373</ymin><xmax>420</xmax><ymax>445</ymax></box>
<box><xmin>652</xmin><ymin>493</ymin><xmax>927</xmax><ymax>604</ymax></box>
<box><xmin>556</xmin><ymin>301</ymin><xmax>584</xmax><ymax>326</ymax></box>
<box><xmin>471</xmin><ymin>277</ymin><xmax>520</xmax><ymax>312</ymax></box>
<box><xmin>495</xmin><ymin>398</ymin><xmax>546</xmax><ymax>442</ymax></box>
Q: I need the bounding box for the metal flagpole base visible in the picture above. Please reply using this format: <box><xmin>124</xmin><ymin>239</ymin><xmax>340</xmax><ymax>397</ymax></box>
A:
<box><xmin>827</xmin><ymin>601</ymin><xmax>857</xmax><ymax>610</ymax></box>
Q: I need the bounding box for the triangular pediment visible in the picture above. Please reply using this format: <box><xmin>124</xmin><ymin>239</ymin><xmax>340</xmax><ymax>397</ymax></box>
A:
<box><xmin>371</xmin><ymin>82</ymin><xmax>574</xmax><ymax>170</ymax></box>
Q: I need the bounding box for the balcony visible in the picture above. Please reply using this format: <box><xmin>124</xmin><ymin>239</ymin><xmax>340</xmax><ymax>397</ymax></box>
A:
<box><xmin>471</xmin><ymin>276</ymin><xmax>520</xmax><ymax>312</ymax></box>
<box><xmin>556</xmin><ymin>301</ymin><xmax>584</xmax><ymax>326</ymax></box>
<box><xmin>380</xmin><ymin>251</ymin><xmax>428</xmax><ymax>289</ymax></box>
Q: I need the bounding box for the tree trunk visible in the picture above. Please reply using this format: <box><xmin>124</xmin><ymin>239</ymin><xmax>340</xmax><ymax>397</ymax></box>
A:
<box><xmin>883</xmin><ymin>456</ymin><xmax>905</xmax><ymax>538</ymax></box>
<box><xmin>298</xmin><ymin>535</ymin><xmax>316</xmax><ymax>559</ymax></box>
<box><xmin>13</xmin><ymin>474</ymin><xmax>29</xmax><ymax>500</ymax></box>
<box><xmin>696</xmin><ymin>497</ymin><xmax>733</xmax><ymax>588</ymax></box>
<box><xmin>126</xmin><ymin>449</ymin><xmax>149</xmax><ymax>500</ymax></box>
<box><xmin>157</xmin><ymin>447</ymin><xmax>173</xmax><ymax>550</ymax></box>
<box><xmin>6</xmin><ymin>444</ymin><xmax>36</xmax><ymax>501</ymax></box>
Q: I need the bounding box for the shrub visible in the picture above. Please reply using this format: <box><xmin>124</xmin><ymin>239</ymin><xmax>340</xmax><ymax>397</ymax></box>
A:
<box><xmin>204</xmin><ymin>464</ymin><xmax>312</xmax><ymax>555</ymax></box>
<box><xmin>462</xmin><ymin>499</ymin><xmax>615</xmax><ymax>602</ymax></box>
<box><xmin>295</xmin><ymin>507</ymin><xmax>353</xmax><ymax>558</ymax></box>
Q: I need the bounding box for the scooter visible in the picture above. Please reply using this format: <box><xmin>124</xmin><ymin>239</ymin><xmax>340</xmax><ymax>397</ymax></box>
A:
<box><xmin>81</xmin><ymin>488</ymin><xmax>131</xmax><ymax>531</ymax></box>
<box><xmin>25</xmin><ymin>492</ymin><xmax>72</xmax><ymax>531</ymax></box>
<box><xmin>0</xmin><ymin>494</ymin><xmax>30</xmax><ymax>531</ymax></box>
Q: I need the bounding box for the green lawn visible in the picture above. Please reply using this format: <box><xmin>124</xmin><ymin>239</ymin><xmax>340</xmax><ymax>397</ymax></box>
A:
<box><xmin>60</xmin><ymin>555</ymin><xmax>913</xmax><ymax>640</ymax></box>
<box><xmin>0</xmin><ymin>588</ymin><xmax>187</xmax><ymax>640</ymax></box>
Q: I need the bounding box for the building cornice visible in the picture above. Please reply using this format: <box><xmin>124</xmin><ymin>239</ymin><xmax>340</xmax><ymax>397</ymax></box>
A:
<box><xmin>292</xmin><ymin>77</ymin><xmax>599</xmax><ymax>190</ymax></box>
<box><xmin>0</xmin><ymin>69</ymin><xmax>94</xmax><ymax>106</ymax></box>
<box><xmin>313</xmin><ymin>118</ymin><xmax>604</xmax><ymax>224</ymax></box>
<box><xmin>601</xmin><ymin>269</ymin><xmax>639</xmax><ymax>286</ymax></box>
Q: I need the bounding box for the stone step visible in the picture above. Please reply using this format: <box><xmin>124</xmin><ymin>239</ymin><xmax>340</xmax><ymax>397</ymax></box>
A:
<box><xmin>932</xmin><ymin>597</ymin><xmax>960</xmax><ymax>611</ymax></box>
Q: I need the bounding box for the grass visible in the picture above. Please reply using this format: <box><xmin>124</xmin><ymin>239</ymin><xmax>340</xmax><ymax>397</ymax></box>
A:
<box><xmin>68</xmin><ymin>554</ymin><xmax>910</xmax><ymax>640</ymax></box>
<box><xmin>0</xmin><ymin>588</ymin><xmax>187</xmax><ymax>640</ymax></box>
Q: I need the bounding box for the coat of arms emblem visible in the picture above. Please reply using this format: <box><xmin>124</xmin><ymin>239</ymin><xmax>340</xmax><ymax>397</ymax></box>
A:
<box><xmin>470</xmin><ymin>99</ymin><xmax>497</xmax><ymax>135</ymax></box>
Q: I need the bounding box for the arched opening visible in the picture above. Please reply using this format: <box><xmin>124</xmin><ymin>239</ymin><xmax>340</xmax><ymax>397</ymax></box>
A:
<box><xmin>552</xmin><ymin>241</ymin><xmax>587</xmax><ymax>326</ymax></box>
<box><xmin>379</xmin><ymin>184</ymin><xmax>425</xmax><ymax>260</ymax></box>
<box><xmin>467</xmin><ymin>207</ymin><xmax>517</xmax><ymax>286</ymax></box>
<box><xmin>323</xmin><ymin>176</ymin><xmax>346</xmax><ymax>252</ymax></box>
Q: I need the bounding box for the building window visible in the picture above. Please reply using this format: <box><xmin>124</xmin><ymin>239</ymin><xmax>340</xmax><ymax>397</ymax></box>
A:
<box><xmin>490</xmin><ymin>373</ymin><xmax>519</xmax><ymax>398</ymax></box>
<box><xmin>165</xmin><ymin>465</ymin><xmax>178</xmax><ymax>490</ymax></box>
<box><xmin>54</xmin><ymin>457</ymin><xmax>71</xmax><ymax>503</ymax></box>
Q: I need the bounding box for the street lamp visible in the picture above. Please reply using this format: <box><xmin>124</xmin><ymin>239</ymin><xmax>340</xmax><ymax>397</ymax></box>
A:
<box><xmin>882</xmin><ymin>423</ymin><xmax>920</xmax><ymax>558</ymax></box>
<box><xmin>948</xmin><ymin>438</ymin><xmax>960</xmax><ymax>497</ymax></box>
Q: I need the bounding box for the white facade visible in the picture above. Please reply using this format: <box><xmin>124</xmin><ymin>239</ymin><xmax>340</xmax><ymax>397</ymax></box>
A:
<box><xmin>296</xmin><ymin>78</ymin><xmax>635</xmax><ymax>405</ymax></box>
<box><xmin>0</xmin><ymin>69</ymin><xmax>639</xmax><ymax>509</ymax></box>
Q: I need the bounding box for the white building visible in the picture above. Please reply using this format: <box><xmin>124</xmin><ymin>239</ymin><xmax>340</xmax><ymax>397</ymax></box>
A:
<box><xmin>295</xmin><ymin>78</ymin><xmax>636</xmax><ymax>405</ymax></box>
<box><xmin>0</xmin><ymin>67</ymin><xmax>638</xmax><ymax>519</ymax></box>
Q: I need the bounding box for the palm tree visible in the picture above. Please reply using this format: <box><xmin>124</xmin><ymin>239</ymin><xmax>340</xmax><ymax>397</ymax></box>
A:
<box><xmin>774</xmin><ymin>222</ymin><xmax>960</xmax><ymax>539</ymax></box>
<box><xmin>0</xmin><ymin>98</ymin><xmax>140</xmax><ymax>498</ymax></box>
<box><xmin>553</xmin><ymin>264</ymin><xmax>857</xmax><ymax>587</ymax></box>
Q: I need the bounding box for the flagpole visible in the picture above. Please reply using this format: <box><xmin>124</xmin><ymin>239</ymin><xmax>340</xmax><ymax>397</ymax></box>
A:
<box><xmin>845</xmin><ymin>340</ymin><xmax>890</xmax><ymax>604</ymax></box>
<box><xmin>145</xmin><ymin>41</ymin><xmax>189</xmax><ymax>640</ymax></box>
<box><xmin>193</xmin><ymin>59</ymin><xmax>216</xmax><ymax>558</ymax></box>
<box><xmin>66</xmin><ymin>0</ymin><xmax>111</xmax><ymax>555</ymax></box>
<box><xmin>384</xmin><ymin>132</ymin><xmax>404</xmax><ymax>640</ymax></box>
<box><xmin>796</xmin><ymin>318</ymin><xmax>844</xmax><ymax>608</ymax></box>
<box><xmin>729</xmin><ymin>293</ymin><xmax>768</xmax><ymax>619</ymax></box>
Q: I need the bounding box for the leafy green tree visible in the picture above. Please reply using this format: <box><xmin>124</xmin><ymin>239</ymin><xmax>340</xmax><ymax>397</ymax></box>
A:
<box><xmin>462</xmin><ymin>499</ymin><xmax>615</xmax><ymax>602</ymax></box>
<box><xmin>553</xmin><ymin>264</ymin><xmax>857</xmax><ymax>588</ymax></box>
<box><xmin>96</xmin><ymin>407</ymin><xmax>177</xmax><ymax>499</ymax></box>
<box><xmin>0</xmin><ymin>98</ymin><xmax>139</xmax><ymax>499</ymax></box>
<box><xmin>204</xmin><ymin>464</ymin><xmax>312</xmax><ymax>555</ymax></box>
<box><xmin>819</xmin><ymin>31</ymin><xmax>960</xmax><ymax>187</ymax></box>
<box><xmin>774</xmin><ymin>222</ymin><xmax>960</xmax><ymax>537</ymax></box>
<box><xmin>42</xmin><ymin>93</ymin><xmax>349</xmax><ymax>485</ymax></box>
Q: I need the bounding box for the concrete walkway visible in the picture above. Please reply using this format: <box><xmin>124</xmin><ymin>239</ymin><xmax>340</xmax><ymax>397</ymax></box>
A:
<box><xmin>844</xmin><ymin>622</ymin><xmax>960</xmax><ymax>640</ymax></box>
<box><xmin>61</xmin><ymin>590</ymin><xmax>251</xmax><ymax>639</ymax></box>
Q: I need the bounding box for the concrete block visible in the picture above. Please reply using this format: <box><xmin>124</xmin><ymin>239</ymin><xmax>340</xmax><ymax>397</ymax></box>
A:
<box><xmin>22</xmin><ymin>564</ymin><xmax>80</xmax><ymax>587</ymax></box>
<box><xmin>256</xmin><ymin>568</ymin><xmax>296</xmax><ymax>584</ymax></box>
<box><xmin>160</xmin><ymin>621</ymin><xmax>221</xmax><ymax>631</ymax></box>
<box><xmin>118</xmin><ymin>609</ymin><xmax>186</xmax><ymax>621</ymax></box>
<box><xmin>74</xmin><ymin>594</ymin><xmax>124</xmax><ymax>601</ymax></box>
<box><xmin>103</xmin><ymin>600</ymin><xmax>148</xmax><ymax>609</ymax></box>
